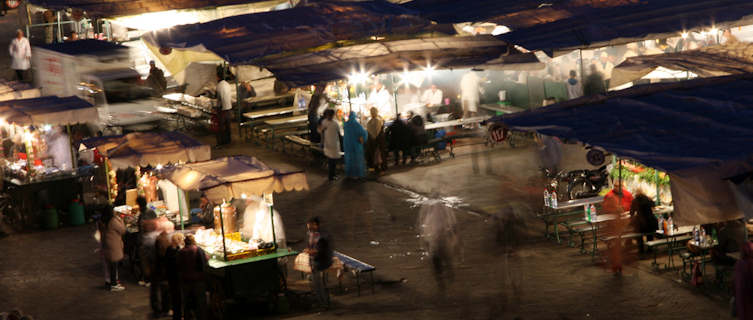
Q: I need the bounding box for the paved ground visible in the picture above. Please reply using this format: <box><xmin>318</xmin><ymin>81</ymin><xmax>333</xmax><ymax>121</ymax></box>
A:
<box><xmin>0</xmin><ymin>125</ymin><xmax>734</xmax><ymax>319</ymax></box>
<box><xmin>0</xmin><ymin>12</ymin><xmax>734</xmax><ymax>320</ymax></box>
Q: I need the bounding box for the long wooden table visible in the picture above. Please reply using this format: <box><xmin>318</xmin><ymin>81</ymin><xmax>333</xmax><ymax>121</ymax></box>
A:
<box><xmin>243</xmin><ymin>106</ymin><xmax>296</xmax><ymax>120</ymax></box>
<box><xmin>424</xmin><ymin>116</ymin><xmax>491</xmax><ymax>130</ymax></box>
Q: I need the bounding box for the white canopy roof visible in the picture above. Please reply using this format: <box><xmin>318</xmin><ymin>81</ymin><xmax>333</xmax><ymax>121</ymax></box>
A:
<box><xmin>159</xmin><ymin>155</ymin><xmax>308</xmax><ymax>202</ymax></box>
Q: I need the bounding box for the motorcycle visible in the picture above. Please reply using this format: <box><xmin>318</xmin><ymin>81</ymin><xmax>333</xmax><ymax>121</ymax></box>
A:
<box><xmin>565</xmin><ymin>165</ymin><xmax>609</xmax><ymax>200</ymax></box>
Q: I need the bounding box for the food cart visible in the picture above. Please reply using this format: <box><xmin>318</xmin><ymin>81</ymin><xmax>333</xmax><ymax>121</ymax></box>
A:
<box><xmin>0</xmin><ymin>96</ymin><xmax>98</xmax><ymax>229</ymax></box>
<box><xmin>78</xmin><ymin>131</ymin><xmax>211</xmax><ymax>228</ymax></box>
<box><xmin>158</xmin><ymin>155</ymin><xmax>308</xmax><ymax>314</ymax></box>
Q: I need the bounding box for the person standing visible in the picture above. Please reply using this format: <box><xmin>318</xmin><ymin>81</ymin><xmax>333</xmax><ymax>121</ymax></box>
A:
<box><xmin>9</xmin><ymin>30</ymin><xmax>31</xmax><ymax>82</ymax></box>
<box><xmin>166</xmin><ymin>233</ymin><xmax>184</xmax><ymax>320</ymax></box>
<box><xmin>385</xmin><ymin>114</ymin><xmax>411</xmax><ymax>166</ymax></box>
<box><xmin>365</xmin><ymin>107</ymin><xmax>386</xmax><ymax>173</ymax></box>
<box><xmin>146</xmin><ymin>61</ymin><xmax>167</xmax><ymax>97</ymax></box>
<box><xmin>215</xmin><ymin>74</ymin><xmax>233</xmax><ymax>147</ymax></box>
<box><xmin>102</xmin><ymin>205</ymin><xmax>126</xmax><ymax>292</ymax></box>
<box><xmin>460</xmin><ymin>70</ymin><xmax>481</xmax><ymax>119</ymax></box>
<box><xmin>151</xmin><ymin>231</ymin><xmax>172</xmax><ymax>317</ymax></box>
<box><xmin>566</xmin><ymin>70</ymin><xmax>582</xmax><ymax>100</ymax></box>
<box><xmin>583</xmin><ymin>64</ymin><xmax>607</xmax><ymax>96</ymax></box>
<box><xmin>343</xmin><ymin>111</ymin><xmax>368</xmax><ymax>179</ymax></box>
<box><xmin>178</xmin><ymin>234</ymin><xmax>208</xmax><ymax>320</ymax></box>
<box><xmin>735</xmin><ymin>242</ymin><xmax>753</xmax><ymax>319</ymax></box>
<box><xmin>318</xmin><ymin>109</ymin><xmax>341</xmax><ymax>181</ymax></box>
<box><xmin>421</xmin><ymin>84</ymin><xmax>443</xmax><ymax>119</ymax></box>
<box><xmin>305</xmin><ymin>217</ymin><xmax>333</xmax><ymax>308</ymax></box>
<box><xmin>367</xmin><ymin>82</ymin><xmax>394</xmax><ymax>120</ymax></box>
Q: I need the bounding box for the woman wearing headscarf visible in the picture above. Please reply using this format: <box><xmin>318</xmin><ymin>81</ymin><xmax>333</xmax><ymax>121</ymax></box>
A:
<box><xmin>735</xmin><ymin>241</ymin><xmax>753</xmax><ymax>319</ymax></box>
<box><xmin>365</xmin><ymin>107</ymin><xmax>386</xmax><ymax>173</ymax></box>
<box><xmin>343</xmin><ymin>111</ymin><xmax>368</xmax><ymax>179</ymax></box>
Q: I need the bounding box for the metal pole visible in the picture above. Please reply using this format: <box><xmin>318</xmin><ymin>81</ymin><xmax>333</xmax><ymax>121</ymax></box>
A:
<box><xmin>655</xmin><ymin>170</ymin><xmax>661</xmax><ymax>205</ymax></box>
<box><xmin>56</xmin><ymin>11</ymin><xmax>62</xmax><ymax>43</ymax></box>
<box><xmin>270</xmin><ymin>205</ymin><xmax>277</xmax><ymax>250</ymax></box>
<box><xmin>104</xmin><ymin>158</ymin><xmax>112</xmax><ymax>203</ymax></box>
<box><xmin>579</xmin><ymin>49</ymin><xmax>585</xmax><ymax>94</ymax></box>
<box><xmin>176</xmin><ymin>187</ymin><xmax>185</xmax><ymax>230</ymax></box>
<box><xmin>391</xmin><ymin>74</ymin><xmax>399</xmax><ymax>117</ymax></box>
<box><xmin>618</xmin><ymin>158</ymin><xmax>623</xmax><ymax>201</ymax></box>
<box><xmin>66</xmin><ymin>124</ymin><xmax>76</xmax><ymax>169</ymax></box>
<box><xmin>218</xmin><ymin>203</ymin><xmax>228</xmax><ymax>261</ymax></box>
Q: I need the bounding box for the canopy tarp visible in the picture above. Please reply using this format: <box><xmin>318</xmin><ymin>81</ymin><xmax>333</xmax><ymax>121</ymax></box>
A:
<box><xmin>488</xmin><ymin>74</ymin><xmax>753</xmax><ymax>225</ymax></box>
<box><xmin>159</xmin><ymin>156</ymin><xmax>308</xmax><ymax>202</ymax></box>
<box><xmin>80</xmin><ymin>131</ymin><xmax>211</xmax><ymax>169</ymax></box>
<box><xmin>0</xmin><ymin>96</ymin><xmax>97</xmax><ymax>126</ymax></box>
<box><xmin>611</xmin><ymin>40</ymin><xmax>753</xmax><ymax>88</ymax></box>
<box><xmin>142</xmin><ymin>1</ymin><xmax>440</xmax><ymax>66</ymax></box>
<box><xmin>258</xmin><ymin>35</ymin><xmax>541</xmax><ymax>87</ymax></box>
<box><xmin>494</xmin><ymin>0</ymin><xmax>753</xmax><ymax>56</ymax></box>
<box><xmin>27</xmin><ymin>0</ymin><xmax>281</xmax><ymax>18</ymax></box>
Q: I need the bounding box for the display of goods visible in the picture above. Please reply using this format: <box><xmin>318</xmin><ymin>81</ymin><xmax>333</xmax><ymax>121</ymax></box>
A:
<box><xmin>213</xmin><ymin>204</ymin><xmax>237</xmax><ymax>234</ymax></box>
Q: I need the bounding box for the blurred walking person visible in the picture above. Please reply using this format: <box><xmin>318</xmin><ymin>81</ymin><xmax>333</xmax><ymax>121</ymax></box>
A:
<box><xmin>318</xmin><ymin>109</ymin><xmax>341</xmax><ymax>181</ymax></box>
<box><xmin>417</xmin><ymin>194</ymin><xmax>460</xmax><ymax>291</ymax></box>
<box><xmin>9</xmin><ymin>29</ymin><xmax>31</xmax><ymax>82</ymax></box>
<box><xmin>305</xmin><ymin>217</ymin><xmax>333</xmax><ymax>308</ymax></box>
<box><xmin>494</xmin><ymin>203</ymin><xmax>527</xmax><ymax>314</ymax></box>
<box><xmin>343</xmin><ymin>111</ymin><xmax>368</xmax><ymax>179</ymax></box>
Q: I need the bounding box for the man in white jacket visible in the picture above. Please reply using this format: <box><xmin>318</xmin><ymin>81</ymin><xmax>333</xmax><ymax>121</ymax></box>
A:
<box><xmin>9</xmin><ymin>29</ymin><xmax>31</xmax><ymax>82</ymax></box>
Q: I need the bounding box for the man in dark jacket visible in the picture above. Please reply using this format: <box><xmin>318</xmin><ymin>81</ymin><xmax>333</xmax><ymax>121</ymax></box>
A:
<box><xmin>385</xmin><ymin>114</ymin><xmax>411</xmax><ymax>166</ymax></box>
<box><xmin>178</xmin><ymin>234</ymin><xmax>208</xmax><ymax>319</ymax></box>
<box><xmin>305</xmin><ymin>217</ymin><xmax>333</xmax><ymax>308</ymax></box>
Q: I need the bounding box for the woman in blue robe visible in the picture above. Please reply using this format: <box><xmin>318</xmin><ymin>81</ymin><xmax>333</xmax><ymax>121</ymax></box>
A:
<box><xmin>343</xmin><ymin>111</ymin><xmax>368</xmax><ymax>178</ymax></box>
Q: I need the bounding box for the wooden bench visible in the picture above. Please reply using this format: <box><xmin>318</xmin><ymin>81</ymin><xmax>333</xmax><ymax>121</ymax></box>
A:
<box><xmin>646</xmin><ymin>235</ymin><xmax>692</xmax><ymax>269</ymax></box>
<box><xmin>333</xmin><ymin>251</ymin><xmax>375</xmax><ymax>296</ymax></box>
<box><xmin>282</xmin><ymin>135</ymin><xmax>312</xmax><ymax>155</ymax></box>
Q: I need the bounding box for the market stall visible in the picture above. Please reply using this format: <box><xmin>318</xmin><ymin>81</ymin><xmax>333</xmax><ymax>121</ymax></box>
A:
<box><xmin>0</xmin><ymin>96</ymin><xmax>98</xmax><ymax>229</ymax></box>
<box><xmin>78</xmin><ymin>131</ymin><xmax>211</xmax><ymax>230</ymax></box>
<box><xmin>158</xmin><ymin>155</ymin><xmax>308</xmax><ymax>309</ymax></box>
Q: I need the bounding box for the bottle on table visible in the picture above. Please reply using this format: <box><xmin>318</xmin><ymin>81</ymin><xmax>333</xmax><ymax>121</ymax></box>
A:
<box><xmin>584</xmin><ymin>204</ymin><xmax>590</xmax><ymax>222</ymax></box>
<box><xmin>544</xmin><ymin>189</ymin><xmax>550</xmax><ymax>207</ymax></box>
<box><xmin>693</xmin><ymin>226</ymin><xmax>699</xmax><ymax>242</ymax></box>
<box><xmin>589</xmin><ymin>204</ymin><xmax>597</xmax><ymax>219</ymax></box>
<box><xmin>551</xmin><ymin>191</ymin><xmax>558</xmax><ymax>208</ymax></box>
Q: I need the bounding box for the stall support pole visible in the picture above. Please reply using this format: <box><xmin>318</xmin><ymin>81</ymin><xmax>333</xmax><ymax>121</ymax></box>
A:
<box><xmin>579</xmin><ymin>49</ymin><xmax>585</xmax><ymax>91</ymax></box>
<box><xmin>618</xmin><ymin>158</ymin><xmax>623</xmax><ymax>201</ymax></box>
<box><xmin>270</xmin><ymin>205</ymin><xmax>277</xmax><ymax>250</ymax></box>
<box><xmin>66</xmin><ymin>124</ymin><xmax>76</xmax><ymax>169</ymax></box>
<box><xmin>218</xmin><ymin>203</ymin><xmax>228</xmax><ymax>261</ymax></box>
<box><xmin>104</xmin><ymin>159</ymin><xmax>112</xmax><ymax>203</ymax></box>
<box><xmin>176</xmin><ymin>188</ymin><xmax>185</xmax><ymax>230</ymax></box>
<box><xmin>655</xmin><ymin>171</ymin><xmax>661</xmax><ymax>205</ymax></box>
<box><xmin>391</xmin><ymin>74</ymin><xmax>399</xmax><ymax>116</ymax></box>
<box><xmin>56</xmin><ymin>11</ymin><xmax>62</xmax><ymax>43</ymax></box>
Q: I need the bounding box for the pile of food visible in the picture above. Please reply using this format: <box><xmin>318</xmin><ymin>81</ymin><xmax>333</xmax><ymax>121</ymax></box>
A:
<box><xmin>194</xmin><ymin>228</ymin><xmax>275</xmax><ymax>261</ymax></box>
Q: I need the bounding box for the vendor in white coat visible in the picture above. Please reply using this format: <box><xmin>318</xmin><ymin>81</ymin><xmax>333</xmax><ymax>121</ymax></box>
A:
<box><xmin>45</xmin><ymin>127</ymin><xmax>73</xmax><ymax>170</ymax></box>
<box><xmin>367</xmin><ymin>81</ymin><xmax>394</xmax><ymax>120</ymax></box>
<box><xmin>460</xmin><ymin>70</ymin><xmax>482</xmax><ymax>119</ymax></box>
<box><xmin>9</xmin><ymin>29</ymin><xmax>31</xmax><ymax>82</ymax></box>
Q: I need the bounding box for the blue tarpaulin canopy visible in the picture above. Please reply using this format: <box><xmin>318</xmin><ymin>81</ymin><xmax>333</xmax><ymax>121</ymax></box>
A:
<box><xmin>489</xmin><ymin>74</ymin><xmax>753</xmax><ymax>225</ymax></box>
<box><xmin>79</xmin><ymin>131</ymin><xmax>211</xmax><ymax>169</ymax></box>
<box><xmin>496</xmin><ymin>0</ymin><xmax>753</xmax><ymax>56</ymax></box>
<box><xmin>402</xmin><ymin>0</ymin><xmax>753</xmax><ymax>56</ymax></box>
<box><xmin>489</xmin><ymin>74</ymin><xmax>753</xmax><ymax>174</ymax></box>
<box><xmin>0</xmin><ymin>96</ymin><xmax>97</xmax><ymax>126</ymax></box>
<box><xmin>142</xmin><ymin>1</ymin><xmax>439</xmax><ymax>65</ymax></box>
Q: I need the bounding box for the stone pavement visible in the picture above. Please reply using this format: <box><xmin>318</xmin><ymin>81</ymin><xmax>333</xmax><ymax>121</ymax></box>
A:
<box><xmin>0</xmin><ymin>128</ymin><xmax>733</xmax><ymax>319</ymax></box>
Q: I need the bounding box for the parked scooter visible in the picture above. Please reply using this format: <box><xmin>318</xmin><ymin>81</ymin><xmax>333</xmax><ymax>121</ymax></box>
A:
<box><xmin>565</xmin><ymin>165</ymin><xmax>609</xmax><ymax>200</ymax></box>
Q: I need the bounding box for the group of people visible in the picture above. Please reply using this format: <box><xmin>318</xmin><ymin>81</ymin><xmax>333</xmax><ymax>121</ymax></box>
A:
<box><xmin>317</xmin><ymin>106</ymin><xmax>431</xmax><ymax>181</ymax></box>
<box><xmin>97</xmin><ymin>197</ymin><xmax>209</xmax><ymax>319</ymax></box>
